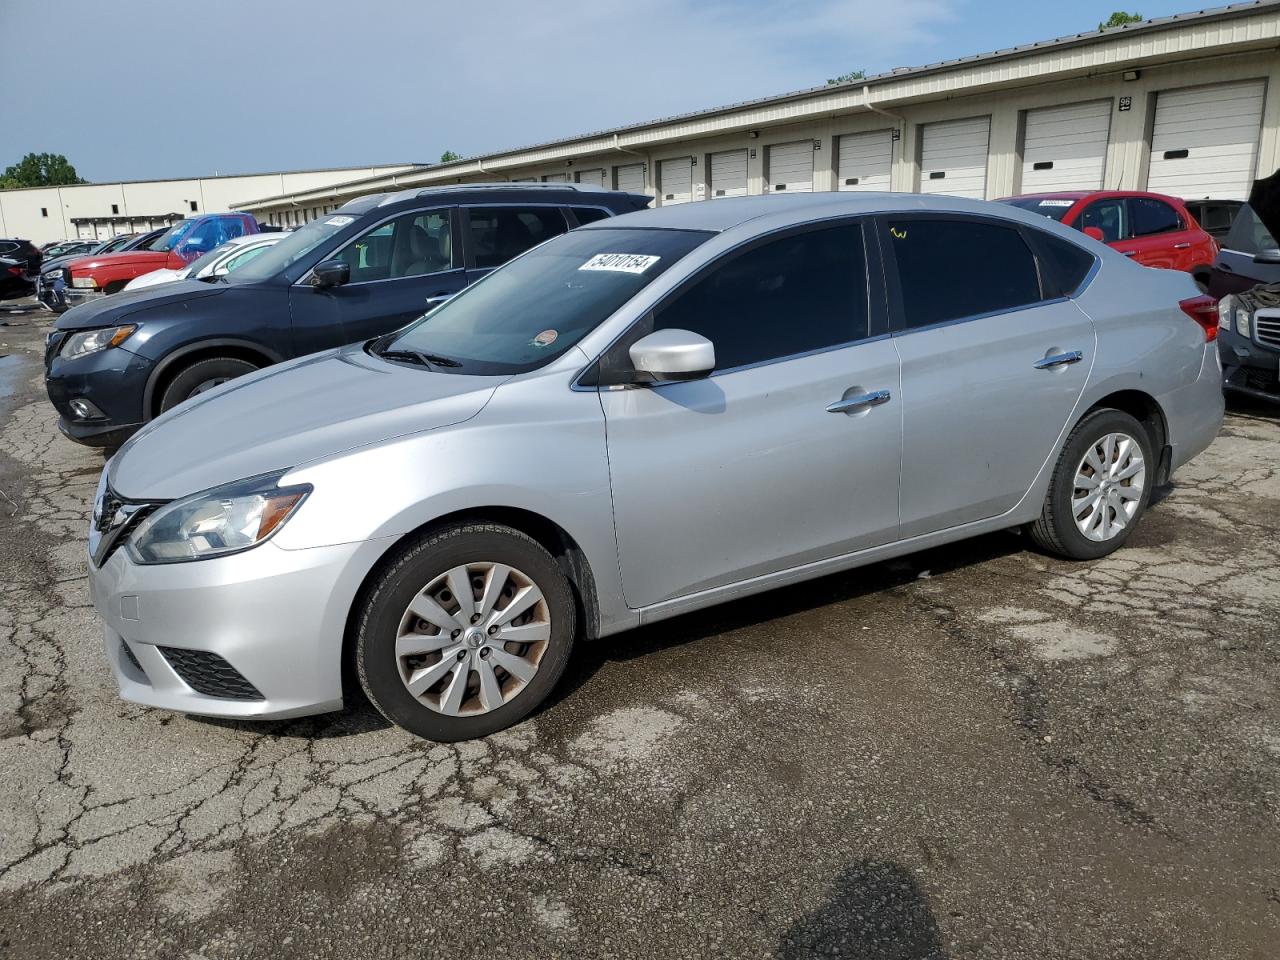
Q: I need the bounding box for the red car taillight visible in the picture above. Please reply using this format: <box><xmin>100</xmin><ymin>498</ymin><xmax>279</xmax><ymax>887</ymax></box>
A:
<box><xmin>6</xmin><ymin>265</ymin><xmax>23</xmax><ymax>277</ymax></box>
<box><xmin>1179</xmin><ymin>294</ymin><xmax>1219</xmax><ymax>342</ymax></box>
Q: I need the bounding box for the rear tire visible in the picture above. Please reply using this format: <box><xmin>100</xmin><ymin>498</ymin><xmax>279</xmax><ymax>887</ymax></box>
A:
<box><xmin>1029</xmin><ymin>408</ymin><xmax>1154</xmax><ymax>560</ymax></box>
<box><xmin>356</xmin><ymin>522</ymin><xmax>576</xmax><ymax>742</ymax></box>
<box><xmin>158</xmin><ymin>357</ymin><xmax>258</xmax><ymax>413</ymax></box>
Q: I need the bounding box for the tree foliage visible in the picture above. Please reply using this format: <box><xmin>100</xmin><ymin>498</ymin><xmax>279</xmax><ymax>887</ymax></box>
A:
<box><xmin>439</xmin><ymin>150</ymin><xmax>463</xmax><ymax>163</ymax></box>
<box><xmin>0</xmin><ymin>152</ymin><xmax>87</xmax><ymax>189</ymax></box>
<box><xmin>1098</xmin><ymin>11</ymin><xmax>1143</xmax><ymax>30</ymax></box>
<box><xmin>826</xmin><ymin>69</ymin><xmax>867</xmax><ymax>86</ymax></box>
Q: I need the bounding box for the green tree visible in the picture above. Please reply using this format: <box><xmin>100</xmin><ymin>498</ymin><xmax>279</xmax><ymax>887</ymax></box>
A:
<box><xmin>439</xmin><ymin>150</ymin><xmax>463</xmax><ymax>163</ymax></box>
<box><xmin>1098</xmin><ymin>11</ymin><xmax>1142</xmax><ymax>30</ymax></box>
<box><xmin>826</xmin><ymin>69</ymin><xmax>866</xmax><ymax>86</ymax></box>
<box><xmin>0</xmin><ymin>152</ymin><xmax>87</xmax><ymax>189</ymax></box>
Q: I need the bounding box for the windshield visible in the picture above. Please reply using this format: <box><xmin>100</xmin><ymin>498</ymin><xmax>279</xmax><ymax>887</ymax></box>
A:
<box><xmin>230</xmin><ymin>214</ymin><xmax>353</xmax><ymax>282</ymax></box>
<box><xmin>1223</xmin><ymin>203</ymin><xmax>1278</xmax><ymax>254</ymax></box>
<box><xmin>1001</xmin><ymin>197</ymin><xmax>1077</xmax><ymax>222</ymax></box>
<box><xmin>380</xmin><ymin>227</ymin><xmax>713</xmax><ymax>375</ymax></box>
<box><xmin>147</xmin><ymin>219</ymin><xmax>197</xmax><ymax>252</ymax></box>
<box><xmin>187</xmin><ymin>240</ymin><xmax>239</xmax><ymax>277</ymax></box>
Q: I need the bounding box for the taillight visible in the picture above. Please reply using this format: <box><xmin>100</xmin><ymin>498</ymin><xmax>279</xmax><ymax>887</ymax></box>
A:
<box><xmin>6</xmin><ymin>265</ymin><xmax>22</xmax><ymax>277</ymax></box>
<box><xmin>1179</xmin><ymin>294</ymin><xmax>1219</xmax><ymax>342</ymax></box>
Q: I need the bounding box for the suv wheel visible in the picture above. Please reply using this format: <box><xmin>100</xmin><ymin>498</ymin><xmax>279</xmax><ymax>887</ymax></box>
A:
<box><xmin>356</xmin><ymin>522</ymin><xmax>576</xmax><ymax>742</ymax></box>
<box><xmin>158</xmin><ymin>357</ymin><xmax>258</xmax><ymax>413</ymax></box>
<box><xmin>1028</xmin><ymin>408</ymin><xmax>1154</xmax><ymax>560</ymax></box>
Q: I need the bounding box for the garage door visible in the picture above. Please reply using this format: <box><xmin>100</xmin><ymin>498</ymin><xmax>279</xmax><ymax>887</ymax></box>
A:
<box><xmin>541</xmin><ymin>173</ymin><xmax>569</xmax><ymax>183</ymax></box>
<box><xmin>1147</xmin><ymin>79</ymin><xmax>1265</xmax><ymax>200</ymax></box>
<box><xmin>1020</xmin><ymin>100</ymin><xmax>1112</xmax><ymax>193</ymax></box>
<box><xmin>767</xmin><ymin>140</ymin><xmax>814</xmax><ymax>193</ymax></box>
<box><xmin>659</xmin><ymin>157</ymin><xmax>694</xmax><ymax>205</ymax></box>
<box><xmin>709</xmin><ymin>149</ymin><xmax>748</xmax><ymax>198</ymax></box>
<box><xmin>920</xmin><ymin>116</ymin><xmax>990</xmax><ymax>198</ymax></box>
<box><xmin>837</xmin><ymin>130</ymin><xmax>893</xmax><ymax>191</ymax></box>
<box><xmin>614</xmin><ymin>163</ymin><xmax>645</xmax><ymax>194</ymax></box>
<box><xmin>575</xmin><ymin>168</ymin><xmax>606</xmax><ymax>188</ymax></box>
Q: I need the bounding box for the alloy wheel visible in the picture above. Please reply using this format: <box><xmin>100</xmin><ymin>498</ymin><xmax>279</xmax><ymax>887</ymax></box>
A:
<box><xmin>1072</xmin><ymin>431</ymin><xmax>1146</xmax><ymax>542</ymax></box>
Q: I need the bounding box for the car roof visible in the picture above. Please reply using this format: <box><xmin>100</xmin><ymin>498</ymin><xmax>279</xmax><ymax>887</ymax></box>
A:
<box><xmin>577</xmin><ymin>192</ymin><xmax>1068</xmax><ymax>234</ymax></box>
<box><xmin>1003</xmin><ymin>189</ymin><xmax>1193</xmax><ymax>205</ymax></box>
<box><xmin>337</xmin><ymin>182</ymin><xmax>649</xmax><ymax>214</ymax></box>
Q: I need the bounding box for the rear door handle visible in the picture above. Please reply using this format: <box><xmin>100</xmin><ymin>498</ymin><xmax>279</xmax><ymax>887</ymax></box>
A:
<box><xmin>1034</xmin><ymin>350</ymin><xmax>1084</xmax><ymax>370</ymax></box>
<box><xmin>1173</xmin><ymin>242</ymin><xmax>1191</xmax><ymax>250</ymax></box>
<box><xmin>827</xmin><ymin>389</ymin><xmax>891</xmax><ymax>414</ymax></box>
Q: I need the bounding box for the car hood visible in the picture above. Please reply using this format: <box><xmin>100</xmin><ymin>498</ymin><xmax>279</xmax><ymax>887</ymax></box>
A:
<box><xmin>54</xmin><ymin>280</ymin><xmax>226</xmax><ymax>330</ymax></box>
<box><xmin>108</xmin><ymin>343</ymin><xmax>503</xmax><ymax>500</ymax></box>
<box><xmin>70</xmin><ymin>250</ymin><xmax>169</xmax><ymax>273</ymax></box>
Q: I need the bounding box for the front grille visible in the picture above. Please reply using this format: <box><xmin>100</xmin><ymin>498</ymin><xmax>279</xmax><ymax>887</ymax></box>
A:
<box><xmin>158</xmin><ymin>647</ymin><xmax>264</xmax><ymax>701</ymax></box>
<box><xmin>1255</xmin><ymin>313</ymin><xmax>1280</xmax><ymax>349</ymax></box>
<box><xmin>1241</xmin><ymin>366</ymin><xmax>1280</xmax><ymax>395</ymax></box>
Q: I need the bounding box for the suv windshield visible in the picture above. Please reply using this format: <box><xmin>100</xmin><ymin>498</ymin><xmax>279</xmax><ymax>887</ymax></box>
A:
<box><xmin>379</xmin><ymin>227</ymin><xmax>713</xmax><ymax>375</ymax></box>
<box><xmin>230</xmin><ymin>215</ymin><xmax>354</xmax><ymax>282</ymax></box>
<box><xmin>148</xmin><ymin>219</ymin><xmax>197</xmax><ymax>252</ymax></box>
<box><xmin>1223</xmin><ymin>203</ymin><xmax>1279</xmax><ymax>255</ymax></box>
<box><xmin>1001</xmin><ymin>197</ymin><xmax>1077</xmax><ymax>222</ymax></box>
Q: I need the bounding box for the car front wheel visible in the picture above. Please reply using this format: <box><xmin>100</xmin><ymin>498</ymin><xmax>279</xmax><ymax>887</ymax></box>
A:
<box><xmin>1029</xmin><ymin>408</ymin><xmax>1154</xmax><ymax>560</ymax></box>
<box><xmin>356</xmin><ymin>522</ymin><xmax>576</xmax><ymax>742</ymax></box>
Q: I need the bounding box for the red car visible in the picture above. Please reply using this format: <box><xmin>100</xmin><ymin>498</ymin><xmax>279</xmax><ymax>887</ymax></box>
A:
<box><xmin>63</xmin><ymin>213</ymin><xmax>258</xmax><ymax>307</ymax></box>
<box><xmin>1001</xmin><ymin>190</ymin><xmax>1218</xmax><ymax>287</ymax></box>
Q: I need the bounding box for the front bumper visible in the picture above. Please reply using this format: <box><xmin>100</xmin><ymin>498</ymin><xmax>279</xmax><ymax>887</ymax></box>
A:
<box><xmin>37</xmin><ymin>272</ymin><xmax>102</xmax><ymax>312</ymax></box>
<box><xmin>45</xmin><ymin>340</ymin><xmax>153</xmax><ymax>446</ymax></box>
<box><xmin>1217</xmin><ymin>325</ymin><xmax>1280</xmax><ymax>403</ymax></box>
<box><xmin>90</xmin><ymin>533</ymin><xmax>395</xmax><ymax>720</ymax></box>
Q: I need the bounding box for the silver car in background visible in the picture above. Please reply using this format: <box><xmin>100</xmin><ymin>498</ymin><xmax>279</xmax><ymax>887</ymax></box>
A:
<box><xmin>88</xmin><ymin>193</ymin><xmax>1224</xmax><ymax>741</ymax></box>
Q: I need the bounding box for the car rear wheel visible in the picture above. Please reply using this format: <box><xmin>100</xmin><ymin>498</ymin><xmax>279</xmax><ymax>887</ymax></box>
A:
<box><xmin>1028</xmin><ymin>408</ymin><xmax>1154</xmax><ymax>560</ymax></box>
<box><xmin>158</xmin><ymin>357</ymin><xmax>258</xmax><ymax>413</ymax></box>
<box><xmin>356</xmin><ymin>522</ymin><xmax>576</xmax><ymax>742</ymax></box>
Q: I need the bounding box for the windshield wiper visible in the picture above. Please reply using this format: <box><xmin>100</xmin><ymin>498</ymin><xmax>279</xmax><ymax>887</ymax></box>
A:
<box><xmin>375</xmin><ymin>348</ymin><xmax>463</xmax><ymax>370</ymax></box>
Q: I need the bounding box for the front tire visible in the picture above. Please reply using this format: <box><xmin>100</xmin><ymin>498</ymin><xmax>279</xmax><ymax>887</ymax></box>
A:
<box><xmin>158</xmin><ymin>357</ymin><xmax>258</xmax><ymax>413</ymax></box>
<box><xmin>1029</xmin><ymin>408</ymin><xmax>1154</xmax><ymax>560</ymax></box>
<box><xmin>356</xmin><ymin>523</ymin><xmax>576</xmax><ymax>742</ymax></box>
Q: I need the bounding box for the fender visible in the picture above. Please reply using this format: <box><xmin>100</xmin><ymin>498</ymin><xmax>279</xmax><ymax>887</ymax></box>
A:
<box><xmin>142</xmin><ymin>337</ymin><xmax>286</xmax><ymax>418</ymax></box>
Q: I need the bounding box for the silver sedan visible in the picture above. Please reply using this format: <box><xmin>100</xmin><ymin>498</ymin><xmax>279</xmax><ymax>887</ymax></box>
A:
<box><xmin>88</xmin><ymin>192</ymin><xmax>1224</xmax><ymax>741</ymax></box>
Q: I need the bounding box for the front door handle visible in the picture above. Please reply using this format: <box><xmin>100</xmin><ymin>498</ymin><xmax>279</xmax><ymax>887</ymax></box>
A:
<box><xmin>827</xmin><ymin>389</ymin><xmax>891</xmax><ymax>414</ymax></box>
<box><xmin>1123</xmin><ymin>250</ymin><xmax>1139</xmax><ymax>257</ymax></box>
<box><xmin>1173</xmin><ymin>242</ymin><xmax>1192</xmax><ymax>250</ymax></box>
<box><xmin>1034</xmin><ymin>350</ymin><xmax>1084</xmax><ymax>370</ymax></box>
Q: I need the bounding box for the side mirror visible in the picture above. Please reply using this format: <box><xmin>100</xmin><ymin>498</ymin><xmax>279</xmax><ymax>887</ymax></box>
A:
<box><xmin>628</xmin><ymin>329</ymin><xmax>715</xmax><ymax>384</ymax></box>
<box><xmin>1253</xmin><ymin>248</ymin><xmax>1280</xmax><ymax>265</ymax></box>
<box><xmin>1082</xmin><ymin>226</ymin><xmax>1106</xmax><ymax>243</ymax></box>
<box><xmin>312</xmin><ymin>259</ymin><xmax>350</xmax><ymax>289</ymax></box>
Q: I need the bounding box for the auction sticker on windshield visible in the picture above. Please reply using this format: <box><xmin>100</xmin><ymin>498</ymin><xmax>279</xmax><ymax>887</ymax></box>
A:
<box><xmin>325</xmin><ymin>216</ymin><xmax>355</xmax><ymax>227</ymax></box>
<box><xmin>579</xmin><ymin>253</ymin><xmax>661</xmax><ymax>274</ymax></box>
<box><xmin>1038</xmin><ymin>200</ymin><xmax>1075</xmax><ymax>207</ymax></box>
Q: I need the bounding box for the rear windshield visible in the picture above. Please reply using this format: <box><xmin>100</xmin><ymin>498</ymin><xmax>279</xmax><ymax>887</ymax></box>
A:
<box><xmin>1223</xmin><ymin>204</ymin><xmax>1278</xmax><ymax>255</ymax></box>
<box><xmin>229</xmin><ymin>215</ymin><xmax>354</xmax><ymax>282</ymax></box>
<box><xmin>1001</xmin><ymin>197</ymin><xmax>1077</xmax><ymax>222</ymax></box>
<box><xmin>379</xmin><ymin>227</ymin><xmax>713</xmax><ymax>375</ymax></box>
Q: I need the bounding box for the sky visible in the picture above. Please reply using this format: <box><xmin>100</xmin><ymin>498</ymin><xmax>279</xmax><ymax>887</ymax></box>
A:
<box><xmin>1</xmin><ymin>0</ymin><xmax>1209</xmax><ymax>183</ymax></box>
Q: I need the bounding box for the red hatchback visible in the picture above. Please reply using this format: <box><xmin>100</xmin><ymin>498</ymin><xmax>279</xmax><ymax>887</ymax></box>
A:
<box><xmin>1001</xmin><ymin>190</ymin><xmax>1218</xmax><ymax>287</ymax></box>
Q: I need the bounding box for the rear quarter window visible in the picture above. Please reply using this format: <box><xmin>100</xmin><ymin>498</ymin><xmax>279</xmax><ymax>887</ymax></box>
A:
<box><xmin>1024</xmin><ymin>230</ymin><xmax>1097</xmax><ymax>297</ymax></box>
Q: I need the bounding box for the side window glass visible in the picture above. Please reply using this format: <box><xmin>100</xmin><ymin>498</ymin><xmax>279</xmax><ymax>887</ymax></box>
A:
<box><xmin>1130</xmin><ymin>198</ymin><xmax>1182</xmax><ymax>237</ymax></box>
<box><xmin>333</xmin><ymin>209</ymin><xmax>452</xmax><ymax>283</ymax></box>
<box><xmin>467</xmin><ymin>207</ymin><xmax>569</xmax><ymax>269</ymax></box>
<box><xmin>1025</xmin><ymin>230</ymin><xmax>1096</xmax><ymax>297</ymax></box>
<box><xmin>223</xmin><ymin>245</ymin><xmax>271</xmax><ymax>273</ymax></box>
<box><xmin>888</xmin><ymin>219</ymin><xmax>1042</xmax><ymax>329</ymax></box>
<box><xmin>1077</xmin><ymin>200</ymin><xmax>1127</xmax><ymax>243</ymax></box>
<box><xmin>653</xmin><ymin>224</ymin><xmax>868</xmax><ymax>371</ymax></box>
<box><xmin>1223</xmin><ymin>204</ymin><xmax>1277</xmax><ymax>255</ymax></box>
<box><xmin>570</xmin><ymin>206</ymin><xmax>611</xmax><ymax>226</ymax></box>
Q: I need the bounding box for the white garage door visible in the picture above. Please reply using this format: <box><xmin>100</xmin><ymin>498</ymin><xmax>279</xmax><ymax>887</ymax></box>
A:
<box><xmin>541</xmin><ymin>173</ymin><xmax>569</xmax><ymax>183</ymax></box>
<box><xmin>659</xmin><ymin>157</ymin><xmax>693</xmax><ymax>205</ymax></box>
<box><xmin>1021</xmin><ymin>100</ymin><xmax>1112</xmax><ymax>193</ymax></box>
<box><xmin>614</xmin><ymin>163</ymin><xmax>645</xmax><ymax>194</ymax></box>
<box><xmin>920</xmin><ymin>116</ymin><xmax>991</xmax><ymax>198</ymax></box>
<box><xmin>709</xmin><ymin>149</ymin><xmax>748</xmax><ymax>198</ymax></box>
<box><xmin>575</xmin><ymin>168</ymin><xmax>606</xmax><ymax>188</ymax></box>
<box><xmin>1147</xmin><ymin>79</ymin><xmax>1265</xmax><ymax>200</ymax></box>
<box><xmin>767</xmin><ymin>140</ymin><xmax>814</xmax><ymax>193</ymax></box>
<box><xmin>837</xmin><ymin>130</ymin><xmax>893</xmax><ymax>191</ymax></box>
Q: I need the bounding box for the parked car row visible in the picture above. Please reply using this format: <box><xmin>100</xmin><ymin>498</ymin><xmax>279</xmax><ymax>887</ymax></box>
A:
<box><xmin>36</xmin><ymin>228</ymin><xmax>168</xmax><ymax>310</ymax></box>
<box><xmin>47</xmin><ymin>182</ymin><xmax>1226</xmax><ymax>743</ymax></box>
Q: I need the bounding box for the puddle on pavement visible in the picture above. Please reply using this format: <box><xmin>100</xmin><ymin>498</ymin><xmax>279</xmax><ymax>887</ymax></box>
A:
<box><xmin>0</xmin><ymin>353</ymin><xmax>22</xmax><ymax>399</ymax></box>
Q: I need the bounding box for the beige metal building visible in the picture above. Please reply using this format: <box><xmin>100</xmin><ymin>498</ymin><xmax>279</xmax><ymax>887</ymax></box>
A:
<box><xmin>240</xmin><ymin>1</ymin><xmax>1280</xmax><ymax>226</ymax></box>
<box><xmin>0</xmin><ymin>165</ymin><xmax>415</xmax><ymax>245</ymax></box>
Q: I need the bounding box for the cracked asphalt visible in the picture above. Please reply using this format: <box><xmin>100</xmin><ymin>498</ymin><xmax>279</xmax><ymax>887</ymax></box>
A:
<box><xmin>1</xmin><ymin>297</ymin><xmax>1278</xmax><ymax>959</ymax></box>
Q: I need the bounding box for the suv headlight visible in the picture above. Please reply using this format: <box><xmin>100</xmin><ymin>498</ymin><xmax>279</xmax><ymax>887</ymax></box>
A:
<box><xmin>127</xmin><ymin>473</ymin><xmax>311</xmax><ymax>564</ymax></box>
<box><xmin>60</xmin><ymin>325</ymin><xmax>137</xmax><ymax>360</ymax></box>
<box><xmin>1236</xmin><ymin>306</ymin><xmax>1251</xmax><ymax>338</ymax></box>
<box><xmin>1218</xmin><ymin>296</ymin><xmax>1234</xmax><ymax>334</ymax></box>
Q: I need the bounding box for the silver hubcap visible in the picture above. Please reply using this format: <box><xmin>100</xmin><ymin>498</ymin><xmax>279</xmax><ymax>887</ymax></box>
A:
<box><xmin>395</xmin><ymin>562</ymin><xmax>550</xmax><ymax>716</ymax></box>
<box><xmin>190</xmin><ymin>376</ymin><xmax>232</xmax><ymax>396</ymax></box>
<box><xmin>1072</xmin><ymin>432</ymin><xmax>1145</xmax><ymax>542</ymax></box>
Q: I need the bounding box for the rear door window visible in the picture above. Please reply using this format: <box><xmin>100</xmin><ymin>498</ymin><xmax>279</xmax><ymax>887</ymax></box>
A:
<box><xmin>1222</xmin><ymin>205</ymin><xmax>1278</xmax><ymax>254</ymax></box>
<box><xmin>1129</xmin><ymin>198</ymin><xmax>1182</xmax><ymax>237</ymax></box>
<box><xmin>885</xmin><ymin>218</ymin><xmax>1043</xmax><ymax>329</ymax></box>
<box><xmin>466</xmin><ymin>207</ymin><xmax>569</xmax><ymax>269</ymax></box>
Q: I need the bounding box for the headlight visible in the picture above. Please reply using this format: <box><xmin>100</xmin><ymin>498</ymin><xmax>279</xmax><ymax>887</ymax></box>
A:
<box><xmin>1218</xmin><ymin>296</ymin><xmax>1234</xmax><ymax>334</ymax></box>
<box><xmin>71</xmin><ymin>277</ymin><xmax>98</xmax><ymax>289</ymax></box>
<box><xmin>127</xmin><ymin>473</ymin><xmax>311</xmax><ymax>564</ymax></box>
<box><xmin>1236</xmin><ymin>308</ymin><xmax>1251</xmax><ymax>338</ymax></box>
<box><xmin>60</xmin><ymin>325</ymin><xmax>137</xmax><ymax>360</ymax></box>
